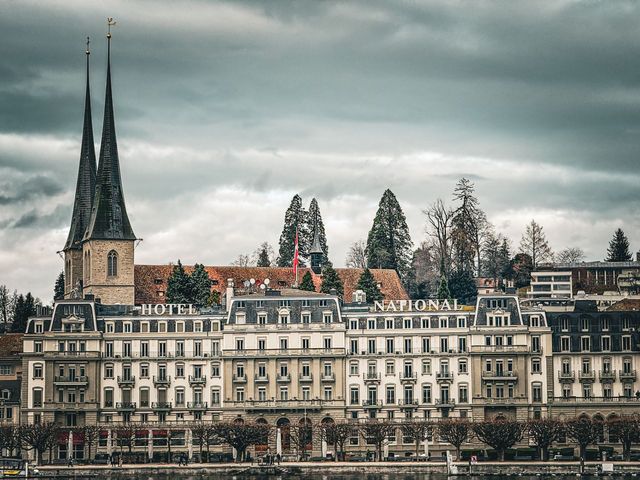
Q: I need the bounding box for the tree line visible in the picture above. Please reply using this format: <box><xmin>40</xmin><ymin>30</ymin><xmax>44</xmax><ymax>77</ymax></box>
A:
<box><xmin>12</xmin><ymin>415</ymin><xmax>640</xmax><ymax>464</ymax></box>
<box><xmin>0</xmin><ymin>285</ymin><xmax>41</xmax><ymax>333</ymax></box>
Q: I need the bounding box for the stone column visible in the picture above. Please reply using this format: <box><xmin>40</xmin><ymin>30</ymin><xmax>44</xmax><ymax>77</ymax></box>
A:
<box><xmin>68</xmin><ymin>431</ymin><xmax>73</xmax><ymax>460</ymax></box>
<box><xmin>321</xmin><ymin>437</ymin><xmax>327</xmax><ymax>457</ymax></box>
<box><xmin>187</xmin><ymin>428</ymin><xmax>193</xmax><ymax>460</ymax></box>
<box><xmin>276</xmin><ymin>428</ymin><xmax>282</xmax><ymax>455</ymax></box>
<box><xmin>148</xmin><ymin>430</ymin><xmax>153</xmax><ymax>462</ymax></box>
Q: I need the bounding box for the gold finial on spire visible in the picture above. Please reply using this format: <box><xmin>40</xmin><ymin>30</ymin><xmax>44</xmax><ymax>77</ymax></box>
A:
<box><xmin>107</xmin><ymin>17</ymin><xmax>117</xmax><ymax>39</ymax></box>
<box><xmin>86</xmin><ymin>36</ymin><xmax>90</xmax><ymax>55</ymax></box>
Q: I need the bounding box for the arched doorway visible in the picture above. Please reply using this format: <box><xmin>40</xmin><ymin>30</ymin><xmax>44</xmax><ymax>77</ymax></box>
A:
<box><xmin>593</xmin><ymin>414</ymin><xmax>605</xmax><ymax>443</ymax></box>
<box><xmin>607</xmin><ymin>414</ymin><xmax>618</xmax><ymax>443</ymax></box>
<box><xmin>255</xmin><ymin>418</ymin><xmax>269</xmax><ymax>453</ymax></box>
<box><xmin>321</xmin><ymin>417</ymin><xmax>335</xmax><ymax>459</ymax></box>
<box><xmin>298</xmin><ymin>418</ymin><xmax>312</xmax><ymax>457</ymax></box>
<box><xmin>277</xmin><ymin>418</ymin><xmax>290</xmax><ymax>452</ymax></box>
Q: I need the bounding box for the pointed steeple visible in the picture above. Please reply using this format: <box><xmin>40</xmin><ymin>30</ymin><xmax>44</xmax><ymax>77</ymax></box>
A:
<box><xmin>310</xmin><ymin>214</ymin><xmax>323</xmax><ymax>274</ymax></box>
<box><xmin>84</xmin><ymin>26</ymin><xmax>136</xmax><ymax>241</ymax></box>
<box><xmin>64</xmin><ymin>38</ymin><xmax>97</xmax><ymax>251</ymax></box>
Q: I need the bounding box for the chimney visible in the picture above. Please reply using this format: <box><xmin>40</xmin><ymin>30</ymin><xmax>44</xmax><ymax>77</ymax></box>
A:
<box><xmin>353</xmin><ymin>290</ymin><xmax>366</xmax><ymax>304</ymax></box>
<box><xmin>226</xmin><ymin>278</ymin><xmax>234</xmax><ymax>311</ymax></box>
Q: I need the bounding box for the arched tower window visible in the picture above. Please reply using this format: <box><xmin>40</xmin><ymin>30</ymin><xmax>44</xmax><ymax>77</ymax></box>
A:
<box><xmin>107</xmin><ymin>250</ymin><xmax>118</xmax><ymax>277</ymax></box>
<box><xmin>84</xmin><ymin>251</ymin><xmax>91</xmax><ymax>282</ymax></box>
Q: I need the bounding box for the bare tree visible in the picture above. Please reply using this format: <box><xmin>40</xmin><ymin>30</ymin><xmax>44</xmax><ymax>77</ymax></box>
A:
<box><xmin>519</xmin><ymin>220</ymin><xmax>553</xmax><ymax>268</ymax></box>
<box><xmin>78</xmin><ymin>424</ymin><xmax>100</xmax><ymax>462</ymax></box>
<box><xmin>555</xmin><ymin>247</ymin><xmax>585</xmax><ymax>264</ymax></box>
<box><xmin>252</xmin><ymin>242</ymin><xmax>276</xmax><ymax>267</ymax></box>
<box><xmin>289</xmin><ymin>420</ymin><xmax>313</xmax><ymax>458</ymax></box>
<box><xmin>402</xmin><ymin>420</ymin><xmax>433</xmax><ymax>459</ymax></box>
<box><xmin>231</xmin><ymin>254</ymin><xmax>252</xmax><ymax>267</ymax></box>
<box><xmin>0</xmin><ymin>285</ymin><xmax>10</xmax><ymax>324</ymax></box>
<box><xmin>424</xmin><ymin>199</ymin><xmax>454</xmax><ymax>276</ymax></box>
<box><xmin>360</xmin><ymin>420</ymin><xmax>396</xmax><ymax>461</ymax></box>
<box><xmin>116</xmin><ymin>422</ymin><xmax>137</xmax><ymax>457</ymax></box>
<box><xmin>213</xmin><ymin>421</ymin><xmax>272</xmax><ymax>462</ymax></box>
<box><xmin>316</xmin><ymin>421</ymin><xmax>355</xmax><ymax>461</ymax></box>
<box><xmin>21</xmin><ymin>422</ymin><xmax>59</xmax><ymax>465</ymax></box>
<box><xmin>437</xmin><ymin>419</ymin><xmax>471</xmax><ymax>460</ymax></box>
<box><xmin>527</xmin><ymin>419</ymin><xmax>564</xmax><ymax>461</ymax></box>
<box><xmin>473</xmin><ymin>419</ymin><xmax>524</xmax><ymax>462</ymax></box>
<box><xmin>0</xmin><ymin>424</ymin><xmax>19</xmax><ymax>457</ymax></box>
<box><xmin>607</xmin><ymin>415</ymin><xmax>640</xmax><ymax>461</ymax></box>
<box><xmin>191</xmin><ymin>422</ymin><xmax>218</xmax><ymax>461</ymax></box>
<box><xmin>564</xmin><ymin>417</ymin><xmax>602</xmax><ymax>459</ymax></box>
<box><xmin>346</xmin><ymin>240</ymin><xmax>368</xmax><ymax>268</ymax></box>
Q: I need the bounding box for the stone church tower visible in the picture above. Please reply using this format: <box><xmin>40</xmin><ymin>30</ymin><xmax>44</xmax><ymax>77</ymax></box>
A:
<box><xmin>63</xmin><ymin>41</ymin><xmax>96</xmax><ymax>299</ymax></box>
<box><xmin>62</xmin><ymin>32</ymin><xmax>137</xmax><ymax>305</ymax></box>
<box><xmin>82</xmin><ymin>32</ymin><xmax>137</xmax><ymax>305</ymax></box>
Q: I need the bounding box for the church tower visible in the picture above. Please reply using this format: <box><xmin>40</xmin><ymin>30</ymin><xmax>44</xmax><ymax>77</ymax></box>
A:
<box><xmin>82</xmin><ymin>25</ymin><xmax>137</xmax><ymax>305</ymax></box>
<box><xmin>63</xmin><ymin>39</ymin><xmax>96</xmax><ymax>299</ymax></box>
<box><xmin>310</xmin><ymin>223</ymin><xmax>323</xmax><ymax>274</ymax></box>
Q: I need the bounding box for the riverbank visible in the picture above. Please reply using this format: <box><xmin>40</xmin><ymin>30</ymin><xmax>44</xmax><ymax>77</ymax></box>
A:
<box><xmin>34</xmin><ymin>460</ymin><xmax>640</xmax><ymax>477</ymax></box>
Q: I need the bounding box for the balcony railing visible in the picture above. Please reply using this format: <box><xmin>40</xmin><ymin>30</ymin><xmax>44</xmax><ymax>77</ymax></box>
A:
<box><xmin>362</xmin><ymin>400</ymin><xmax>382</xmax><ymax>408</ymax></box>
<box><xmin>619</xmin><ymin>370</ymin><xmax>637</xmax><ymax>381</ymax></box>
<box><xmin>116</xmin><ymin>402</ymin><xmax>136</xmax><ymax>410</ymax></box>
<box><xmin>551</xmin><ymin>396</ymin><xmax>640</xmax><ymax>404</ymax></box>
<box><xmin>436</xmin><ymin>372</ymin><xmax>454</xmax><ymax>382</ymax></box>
<box><xmin>321</xmin><ymin>373</ymin><xmax>335</xmax><ymax>382</ymax></box>
<box><xmin>151</xmin><ymin>402</ymin><xmax>172</xmax><ymax>410</ymax></box>
<box><xmin>363</xmin><ymin>373</ymin><xmax>380</xmax><ymax>382</ymax></box>
<box><xmin>153</xmin><ymin>375</ymin><xmax>171</xmax><ymax>387</ymax></box>
<box><xmin>558</xmin><ymin>370</ymin><xmax>575</xmax><ymax>383</ymax></box>
<box><xmin>400</xmin><ymin>372</ymin><xmax>417</xmax><ymax>382</ymax></box>
<box><xmin>398</xmin><ymin>399</ymin><xmax>418</xmax><ymax>407</ymax></box>
<box><xmin>277</xmin><ymin>374</ymin><xmax>291</xmax><ymax>382</ymax></box>
<box><xmin>254</xmin><ymin>374</ymin><xmax>269</xmax><ymax>383</ymax></box>
<box><xmin>53</xmin><ymin>376</ymin><xmax>89</xmax><ymax>385</ymax></box>
<box><xmin>188</xmin><ymin>375</ymin><xmax>206</xmax><ymax>385</ymax></box>
<box><xmin>599</xmin><ymin>370</ymin><xmax>616</xmax><ymax>382</ymax></box>
<box><xmin>232</xmin><ymin>374</ymin><xmax>247</xmax><ymax>383</ymax></box>
<box><xmin>230</xmin><ymin>399</ymin><xmax>342</xmax><ymax>410</ymax></box>
<box><xmin>299</xmin><ymin>373</ymin><xmax>313</xmax><ymax>382</ymax></box>
<box><xmin>578</xmin><ymin>371</ymin><xmax>596</xmax><ymax>382</ymax></box>
<box><xmin>222</xmin><ymin>348</ymin><xmax>345</xmax><ymax>357</ymax></box>
<box><xmin>470</xmin><ymin>345</ymin><xmax>530</xmax><ymax>354</ymax></box>
<box><xmin>117</xmin><ymin>376</ymin><xmax>135</xmax><ymax>387</ymax></box>
<box><xmin>186</xmin><ymin>402</ymin><xmax>208</xmax><ymax>410</ymax></box>
<box><xmin>481</xmin><ymin>371</ymin><xmax>518</xmax><ymax>381</ymax></box>
<box><xmin>436</xmin><ymin>398</ymin><xmax>455</xmax><ymax>408</ymax></box>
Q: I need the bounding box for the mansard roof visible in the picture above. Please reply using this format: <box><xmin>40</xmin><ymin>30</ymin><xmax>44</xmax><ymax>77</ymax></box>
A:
<box><xmin>84</xmin><ymin>36</ymin><xmax>136</xmax><ymax>242</ymax></box>
<box><xmin>64</xmin><ymin>49</ymin><xmax>96</xmax><ymax>250</ymax></box>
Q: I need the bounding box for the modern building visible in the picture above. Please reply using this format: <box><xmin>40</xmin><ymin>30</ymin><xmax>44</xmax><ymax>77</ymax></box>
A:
<box><xmin>528</xmin><ymin>271</ymin><xmax>573</xmax><ymax>299</ymax></box>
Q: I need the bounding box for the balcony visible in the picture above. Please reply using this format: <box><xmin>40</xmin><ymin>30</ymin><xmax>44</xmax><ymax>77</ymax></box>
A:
<box><xmin>481</xmin><ymin>371</ymin><xmax>518</xmax><ymax>382</ymax></box>
<box><xmin>153</xmin><ymin>375</ymin><xmax>171</xmax><ymax>387</ymax></box>
<box><xmin>53</xmin><ymin>375</ymin><xmax>89</xmax><ymax>386</ymax></box>
<box><xmin>321</xmin><ymin>373</ymin><xmax>335</xmax><ymax>382</ymax></box>
<box><xmin>233</xmin><ymin>374</ymin><xmax>247</xmax><ymax>383</ymax></box>
<box><xmin>277</xmin><ymin>374</ymin><xmax>291</xmax><ymax>383</ymax></box>
<box><xmin>116</xmin><ymin>402</ymin><xmax>136</xmax><ymax>411</ymax></box>
<box><xmin>299</xmin><ymin>374</ymin><xmax>313</xmax><ymax>382</ymax></box>
<box><xmin>363</xmin><ymin>373</ymin><xmax>381</xmax><ymax>383</ymax></box>
<box><xmin>599</xmin><ymin>370</ymin><xmax>616</xmax><ymax>382</ymax></box>
<box><xmin>151</xmin><ymin>402</ymin><xmax>172</xmax><ymax>410</ymax></box>
<box><xmin>363</xmin><ymin>400</ymin><xmax>382</xmax><ymax>408</ymax></box>
<box><xmin>188</xmin><ymin>375</ymin><xmax>206</xmax><ymax>386</ymax></box>
<box><xmin>254</xmin><ymin>374</ymin><xmax>270</xmax><ymax>383</ymax></box>
<box><xmin>117</xmin><ymin>376</ymin><xmax>135</xmax><ymax>387</ymax></box>
<box><xmin>436</xmin><ymin>372</ymin><xmax>454</xmax><ymax>382</ymax></box>
<box><xmin>620</xmin><ymin>370</ymin><xmax>637</xmax><ymax>382</ymax></box>
<box><xmin>222</xmin><ymin>347</ymin><xmax>346</xmax><ymax>357</ymax></box>
<box><xmin>578</xmin><ymin>371</ymin><xmax>596</xmax><ymax>383</ymax></box>
<box><xmin>551</xmin><ymin>396</ymin><xmax>640</xmax><ymax>405</ymax></box>
<box><xmin>436</xmin><ymin>398</ymin><xmax>455</xmax><ymax>408</ymax></box>
<box><xmin>481</xmin><ymin>397</ymin><xmax>527</xmax><ymax>406</ymax></box>
<box><xmin>231</xmin><ymin>399</ymin><xmax>342</xmax><ymax>411</ymax></box>
<box><xmin>558</xmin><ymin>370</ymin><xmax>575</xmax><ymax>383</ymax></box>
<box><xmin>399</xmin><ymin>399</ymin><xmax>418</xmax><ymax>408</ymax></box>
<box><xmin>187</xmin><ymin>402</ymin><xmax>208</xmax><ymax>410</ymax></box>
<box><xmin>400</xmin><ymin>372</ymin><xmax>417</xmax><ymax>383</ymax></box>
<box><xmin>470</xmin><ymin>345</ymin><xmax>530</xmax><ymax>354</ymax></box>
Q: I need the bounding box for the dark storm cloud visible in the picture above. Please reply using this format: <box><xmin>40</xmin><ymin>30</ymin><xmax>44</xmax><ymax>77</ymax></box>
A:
<box><xmin>2</xmin><ymin>0</ymin><xmax>640</xmax><ymax>300</ymax></box>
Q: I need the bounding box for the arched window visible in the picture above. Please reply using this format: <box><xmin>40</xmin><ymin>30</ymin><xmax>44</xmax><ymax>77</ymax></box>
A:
<box><xmin>84</xmin><ymin>251</ymin><xmax>91</xmax><ymax>282</ymax></box>
<box><xmin>107</xmin><ymin>250</ymin><xmax>118</xmax><ymax>276</ymax></box>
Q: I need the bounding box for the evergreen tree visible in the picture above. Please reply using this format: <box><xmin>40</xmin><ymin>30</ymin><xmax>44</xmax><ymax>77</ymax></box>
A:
<box><xmin>365</xmin><ymin>189</ymin><xmax>413</xmax><ymax>281</ymax></box>
<box><xmin>166</xmin><ymin>260</ymin><xmax>192</xmax><ymax>304</ymax></box>
<box><xmin>54</xmin><ymin>272</ymin><xmax>65</xmax><ymax>301</ymax></box>
<box><xmin>254</xmin><ymin>242</ymin><xmax>274</xmax><ymax>267</ymax></box>
<box><xmin>448</xmin><ymin>269</ymin><xmax>477</xmax><ymax>305</ymax></box>
<box><xmin>299</xmin><ymin>271</ymin><xmax>316</xmax><ymax>292</ymax></box>
<box><xmin>606</xmin><ymin>228</ymin><xmax>632</xmax><ymax>262</ymax></box>
<box><xmin>307</xmin><ymin>198</ymin><xmax>329</xmax><ymax>264</ymax></box>
<box><xmin>0</xmin><ymin>285</ymin><xmax>10</xmax><ymax>324</ymax></box>
<box><xmin>511</xmin><ymin>253</ymin><xmax>534</xmax><ymax>289</ymax></box>
<box><xmin>451</xmin><ymin>178</ymin><xmax>485</xmax><ymax>274</ymax></box>
<box><xmin>278</xmin><ymin>194</ymin><xmax>310</xmax><ymax>267</ymax></box>
<box><xmin>11</xmin><ymin>293</ymin><xmax>35</xmax><ymax>333</ymax></box>
<box><xmin>190</xmin><ymin>263</ymin><xmax>211</xmax><ymax>307</ymax></box>
<box><xmin>320</xmin><ymin>265</ymin><xmax>344</xmax><ymax>297</ymax></box>
<box><xmin>436</xmin><ymin>275</ymin><xmax>451</xmax><ymax>301</ymax></box>
<box><xmin>355</xmin><ymin>268</ymin><xmax>383</xmax><ymax>302</ymax></box>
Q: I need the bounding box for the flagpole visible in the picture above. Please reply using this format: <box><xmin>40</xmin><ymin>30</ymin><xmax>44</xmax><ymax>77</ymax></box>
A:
<box><xmin>294</xmin><ymin>227</ymin><xmax>299</xmax><ymax>287</ymax></box>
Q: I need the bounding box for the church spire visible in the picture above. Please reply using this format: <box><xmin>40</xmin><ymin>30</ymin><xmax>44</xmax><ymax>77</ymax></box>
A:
<box><xmin>310</xmin><ymin>214</ymin><xmax>323</xmax><ymax>274</ymax></box>
<box><xmin>84</xmin><ymin>20</ymin><xmax>136</xmax><ymax>241</ymax></box>
<box><xmin>64</xmin><ymin>37</ymin><xmax>96</xmax><ymax>251</ymax></box>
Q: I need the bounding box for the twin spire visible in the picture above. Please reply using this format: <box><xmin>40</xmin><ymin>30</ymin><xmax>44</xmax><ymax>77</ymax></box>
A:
<box><xmin>65</xmin><ymin>21</ymin><xmax>136</xmax><ymax>252</ymax></box>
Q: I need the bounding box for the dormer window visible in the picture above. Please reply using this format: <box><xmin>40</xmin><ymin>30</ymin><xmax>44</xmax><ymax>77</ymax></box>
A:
<box><xmin>107</xmin><ymin>250</ymin><xmax>118</xmax><ymax>276</ymax></box>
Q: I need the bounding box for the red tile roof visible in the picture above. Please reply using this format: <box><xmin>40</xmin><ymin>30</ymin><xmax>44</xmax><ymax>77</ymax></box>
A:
<box><xmin>0</xmin><ymin>334</ymin><xmax>23</xmax><ymax>358</ymax></box>
<box><xmin>606</xmin><ymin>298</ymin><xmax>640</xmax><ymax>311</ymax></box>
<box><xmin>135</xmin><ymin>265</ymin><xmax>408</xmax><ymax>305</ymax></box>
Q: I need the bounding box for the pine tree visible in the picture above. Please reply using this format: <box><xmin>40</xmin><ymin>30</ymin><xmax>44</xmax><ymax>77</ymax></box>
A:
<box><xmin>278</xmin><ymin>194</ymin><xmax>310</xmax><ymax>267</ymax></box>
<box><xmin>365</xmin><ymin>189</ymin><xmax>413</xmax><ymax>281</ymax></box>
<box><xmin>307</xmin><ymin>198</ymin><xmax>329</xmax><ymax>264</ymax></box>
<box><xmin>449</xmin><ymin>269</ymin><xmax>477</xmax><ymax>305</ymax></box>
<box><xmin>320</xmin><ymin>265</ymin><xmax>344</xmax><ymax>297</ymax></box>
<box><xmin>299</xmin><ymin>271</ymin><xmax>316</xmax><ymax>292</ymax></box>
<box><xmin>166</xmin><ymin>260</ymin><xmax>192</xmax><ymax>304</ymax></box>
<box><xmin>451</xmin><ymin>178</ymin><xmax>486</xmax><ymax>274</ymax></box>
<box><xmin>254</xmin><ymin>242</ymin><xmax>273</xmax><ymax>267</ymax></box>
<box><xmin>519</xmin><ymin>220</ymin><xmax>553</xmax><ymax>268</ymax></box>
<box><xmin>606</xmin><ymin>228</ymin><xmax>632</xmax><ymax>262</ymax></box>
<box><xmin>190</xmin><ymin>264</ymin><xmax>211</xmax><ymax>307</ymax></box>
<box><xmin>436</xmin><ymin>275</ymin><xmax>451</xmax><ymax>301</ymax></box>
<box><xmin>11</xmin><ymin>293</ymin><xmax>35</xmax><ymax>333</ymax></box>
<box><xmin>355</xmin><ymin>268</ymin><xmax>383</xmax><ymax>302</ymax></box>
<box><xmin>0</xmin><ymin>285</ymin><xmax>9</xmax><ymax>324</ymax></box>
<box><xmin>54</xmin><ymin>272</ymin><xmax>65</xmax><ymax>301</ymax></box>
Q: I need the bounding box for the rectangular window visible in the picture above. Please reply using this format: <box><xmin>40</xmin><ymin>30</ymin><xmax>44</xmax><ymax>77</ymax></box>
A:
<box><xmin>422</xmin><ymin>337</ymin><xmax>430</xmax><ymax>353</ymax></box>
<box><xmin>458</xmin><ymin>359</ymin><xmax>467</xmax><ymax>373</ymax></box>
<box><xmin>601</xmin><ymin>336</ymin><xmax>611</xmax><ymax>352</ymax></box>
<box><xmin>561</xmin><ymin>337</ymin><xmax>570</xmax><ymax>352</ymax></box>
<box><xmin>623</xmin><ymin>336</ymin><xmax>632</xmax><ymax>351</ymax></box>
<box><xmin>581</xmin><ymin>336</ymin><xmax>590</xmax><ymax>352</ymax></box>
<box><xmin>422</xmin><ymin>384</ymin><xmax>432</xmax><ymax>403</ymax></box>
<box><xmin>350</xmin><ymin>387</ymin><xmax>359</xmax><ymax>405</ymax></box>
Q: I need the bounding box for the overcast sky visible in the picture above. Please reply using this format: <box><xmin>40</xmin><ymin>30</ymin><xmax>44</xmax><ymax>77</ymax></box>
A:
<box><xmin>2</xmin><ymin>0</ymin><xmax>640</xmax><ymax>303</ymax></box>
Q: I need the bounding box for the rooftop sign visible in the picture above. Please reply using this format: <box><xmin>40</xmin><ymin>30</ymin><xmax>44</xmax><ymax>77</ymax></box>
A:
<box><xmin>140</xmin><ymin>304</ymin><xmax>197</xmax><ymax>316</ymax></box>
<box><xmin>373</xmin><ymin>299</ymin><xmax>463</xmax><ymax>312</ymax></box>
